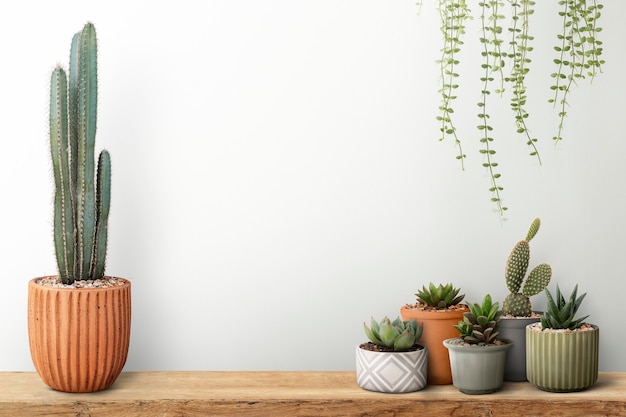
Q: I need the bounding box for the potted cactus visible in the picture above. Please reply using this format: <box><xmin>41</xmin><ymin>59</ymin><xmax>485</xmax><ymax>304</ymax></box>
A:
<box><xmin>444</xmin><ymin>294</ymin><xmax>512</xmax><ymax>395</ymax></box>
<box><xmin>400</xmin><ymin>283</ymin><xmax>468</xmax><ymax>384</ymax></box>
<box><xmin>526</xmin><ymin>285</ymin><xmax>599</xmax><ymax>392</ymax></box>
<box><xmin>500</xmin><ymin>218</ymin><xmax>551</xmax><ymax>381</ymax></box>
<box><xmin>356</xmin><ymin>316</ymin><xmax>427</xmax><ymax>393</ymax></box>
<box><xmin>27</xmin><ymin>23</ymin><xmax>131</xmax><ymax>393</ymax></box>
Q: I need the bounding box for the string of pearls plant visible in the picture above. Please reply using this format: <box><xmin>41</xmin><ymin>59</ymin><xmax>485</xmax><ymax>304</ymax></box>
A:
<box><xmin>418</xmin><ymin>0</ymin><xmax>605</xmax><ymax>216</ymax></box>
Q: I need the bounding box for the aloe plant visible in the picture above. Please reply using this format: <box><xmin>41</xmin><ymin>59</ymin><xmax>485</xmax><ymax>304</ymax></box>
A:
<box><xmin>416</xmin><ymin>283</ymin><xmax>465</xmax><ymax>310</ymax></box>
<box><xmin>541</xmin><ymin>284</ymin><xmax>589</xmax><ymax>330</ymax></box>
<box><xmin>50</xmin><ymin>23</ymin><xmax>111</xmax><ymax>285</ymax></box>
<box><xmin>363</xmin><ymin>317</ymin><xmax>423</xmax><ymax>351</ymax></box>
<box><xmin>502</xmin><ymin>218</ymin><xmax>551</xmax><ymax>317</ymax></box>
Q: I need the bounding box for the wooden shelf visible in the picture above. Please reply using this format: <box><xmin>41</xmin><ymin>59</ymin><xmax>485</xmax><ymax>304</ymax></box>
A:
<box><xmin>1</xmin><ymin>371</ymin><xmax>625</xmax><ymax>416</ymax></box>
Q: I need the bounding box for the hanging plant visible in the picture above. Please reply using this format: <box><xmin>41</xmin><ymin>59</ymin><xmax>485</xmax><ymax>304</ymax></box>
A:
<box><xmin>422</xmin><ymin>0</ymin><xmax>605</xmax><ymax>215</ymax></box>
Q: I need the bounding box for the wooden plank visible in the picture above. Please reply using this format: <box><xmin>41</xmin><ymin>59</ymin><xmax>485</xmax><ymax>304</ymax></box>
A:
<box><xmin>0</xmin><ymin>371</ymin><xmax>624</xmax><ymax>416</ymax></box>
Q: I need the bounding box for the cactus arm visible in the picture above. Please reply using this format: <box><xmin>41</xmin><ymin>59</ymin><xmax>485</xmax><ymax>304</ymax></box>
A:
<box><xmin>525</xmin><ymin>218</ymin><xmax>541</xmax><ymax>242</ymax></box>
<box><xmin>50</xmin><ymin>67</ymin><xmax>75</xmax><ymax>284</ymax></box>
<box><xmin>505</xmin><ymin>240</ymin><xmax>530</xmax><ymax>293</ymax></box>
<box><xmin>522</xmin><ymin>263</ymin><xmax>552</xmax><ymax>297</ymax></box>
<box><xmin>74</xmin><ymin>23</ymin><xmax>98</xmax><ymax>280</ymax></box>
<box><xmin>91</xmin><ymin>150</ymin><xmax>111</xmax><ymax>280</ymax></box>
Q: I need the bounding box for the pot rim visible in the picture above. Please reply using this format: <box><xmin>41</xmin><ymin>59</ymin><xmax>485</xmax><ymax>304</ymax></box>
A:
<box><xmin>29</xmin><ymin>276</ymin><xmax>130</xmax><ymax>291</ymax></box>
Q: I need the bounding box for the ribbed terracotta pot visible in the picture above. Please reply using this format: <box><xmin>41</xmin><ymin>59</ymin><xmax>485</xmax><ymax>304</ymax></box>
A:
<box><xmin>356</xmin><ymin>345</ymin><xmax>428</xmax><ymax>393</ymax></box>
<box><xmin>400</xmin><ymin>305</ymin><xmax>468</xmax><ymax>384</ymax></box>
<box><xmin>28</xmin><ymin>276</ymin><xmax>131</xmax><ymax>393</ymax></box>
<box><xmin>526</xmin><ymin>323</ymin><xmax>599</xmax><ymax>392</ymax></box>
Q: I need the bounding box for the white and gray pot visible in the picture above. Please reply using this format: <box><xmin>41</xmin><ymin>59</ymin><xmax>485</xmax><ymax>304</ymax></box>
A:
<box><xmin>355</xmin><ymin>344</ymin><xmax>428</xmax><ymax>393</ymax></box>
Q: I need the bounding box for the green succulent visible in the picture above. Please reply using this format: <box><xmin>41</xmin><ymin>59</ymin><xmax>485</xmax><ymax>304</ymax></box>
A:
<box><xmin>363</xmin><ymin>317</ymin><xmax>423</xmax><ymax>352</ymax></box>
<box><xmin>454</xmin><ymin>294</ymin><xmax>502</xmax><ymax>345</ymax></box>
<box><xmin>541</xmin><ymin>285</ymin><xmax>589</xmax><ymax>331</ymax></box>
<box><xmin>502</xmin><ymin>218</ymin><xmax>552</xmax><ymax>317</ymax></box>
<box><xmin>416</xmin><ymin>283</ymin><xmax>465</xmax><ymax>310</ymax></box>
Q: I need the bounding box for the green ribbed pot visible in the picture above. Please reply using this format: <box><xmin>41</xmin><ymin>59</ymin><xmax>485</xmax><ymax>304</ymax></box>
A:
<box><xmin>526</xmin><ymin>323</ymin><xmax>599</xmax><ymax>392</ymax></box>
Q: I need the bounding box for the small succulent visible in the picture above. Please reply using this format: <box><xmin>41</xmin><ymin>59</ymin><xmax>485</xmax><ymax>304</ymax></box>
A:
<box><xmin>416</xmin><ymin>283</ymin><xmax>465</xmax><ymax>310</ymax></box>
<box><xmin>541</xmin><ymin>284</ymin><xmax>589</xmax><ymax>330</ymax></box>
<box><xmin>454</xmin><ymin>294</ymin><xmax>502</xmax><ymax>345</ymax></box>
<box><xmin>363</xmin><ymin>317</ymin><xmax>423</xmax><ymax>351</ymax></box>
<box><xmin>502</xmin><ymin>218</ymin><xmax>552</xmax><ymax>317</ymax></box>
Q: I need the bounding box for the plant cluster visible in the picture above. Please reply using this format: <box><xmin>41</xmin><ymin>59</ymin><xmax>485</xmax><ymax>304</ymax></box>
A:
<box><xmin>50</xmin><ymin>23</ymin><xmax>111</xmax><ymax>285</ymax></box>
<box><xmin>416</xmin><ymin>283</ymin><xmax>465</xmax><ymax>310</ymax></box>
<box><xmin>429</xmin><ymin>1</ymin><xmax>605</xmax><ymax>215</ymax></box>
<box><xmin>363</xmin><ymin>317</ymin><xmax>423</xmax><ymax>351</ymax></box>
<box><xmin>541</xmin><ymin>284</ymin><xmax>589</xmax><ymax>330</ymax></box>
<box><xmin>502</xmin><ymin>218</ymin><xmax>551</xmax><ymax>316</ymax></box>
<box><xmin>454</xmin><ymin>294</ymin><xmax>503</xmax><ymax>345</ymax></box>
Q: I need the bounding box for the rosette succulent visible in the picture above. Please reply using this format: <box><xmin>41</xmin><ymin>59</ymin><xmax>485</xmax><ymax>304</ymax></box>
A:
<box><xmin>541</xmin><ymin>284</ymin><xmax>589</xmax><ymax>331</ymax></box>
<box><xmin>454</xmin><ymin>294</ymin><xmax>502</xmax><ymax>345</ymax></box>
<box><xmin>416</xmin><ymin>283</ymin><xmax>465</xmax><ymax>310</ymax></box>
<box><xmin>363</xmin><ymin>317</ymin><xmax>423</xmax><ymax>351</ymax></box>
<box><xmin>503</xmin><ymin>218</ymin><xmax>552</xmax><ymax>317</ymax></box>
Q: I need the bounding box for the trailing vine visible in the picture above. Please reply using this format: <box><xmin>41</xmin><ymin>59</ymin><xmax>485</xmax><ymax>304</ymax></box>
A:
<box><xmin>437</xmin><ymin>0</ymin><xmax>470</xmax><ymax>168</ymax></box>
<box><xmin>506</xmin><ymin>0</ymin><xmax>541</xmax><ymax>163</ymax></box>
<box><xmin>426</xmin><ymin>1</ymin><xmax>604</xmax><ymax>216</ymax></box>
<box><xmin>550</xmin><ymin>0</ymin><xmax>604</xmax><ymax>142</ymax></box>
<box><xmin>477</xmin><ymin>0</ymin><xmax>507</xmax><ymax>214</ymax></box>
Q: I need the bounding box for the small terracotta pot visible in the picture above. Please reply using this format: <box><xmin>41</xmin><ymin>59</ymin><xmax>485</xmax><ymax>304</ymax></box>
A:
<box><xmin>28</xmin><ymin>276</ymin><xmax>131</xmax><ymax>393</ymax></box>
<box><xmin>400</xmin><ymin>305</ymin><xmax>469</xmax><ymax>384</ymax></box>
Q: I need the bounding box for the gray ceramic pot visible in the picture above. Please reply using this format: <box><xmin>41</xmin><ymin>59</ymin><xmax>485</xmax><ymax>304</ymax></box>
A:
<box><xmin>499</xmin><ymin>315</ymin><xmax>541</xmax><ymax>381</ymax></box>
<box><xmin>356</xmin><ymin>345</ymin><xmax>428</xmax><ymax>393</ymax></box>
<box><xmin>444</xmin><ymin>338</ymin><xmax>512</xmax><ymax>395</ymax></box>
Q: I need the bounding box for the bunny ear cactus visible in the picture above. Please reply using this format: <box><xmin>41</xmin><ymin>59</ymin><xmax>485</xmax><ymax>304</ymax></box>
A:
<box><xmin>50</xmin><ymin>22</ymin><xmax>111</xmax><ymax>285</ymax></box>
<box><xmin>502</xmin><ymin>218</ymin><xmax>552</xmax><ymax>317</ymax></box>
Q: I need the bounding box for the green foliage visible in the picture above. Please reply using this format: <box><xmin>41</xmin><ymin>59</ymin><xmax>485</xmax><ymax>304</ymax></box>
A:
<box><xmin>416</xmin><ymin>283</ymin><xmax>465</xmax><ymax>310</ymax></box>
<box><xmin>550</xmin><ymin>1</ymin><xmax>605</xmax><ymax>142</ymax></box>
<box><xmin>502</xmin><ymin>218</ymin><xmax>551</xmax><ymax>316</ymax></box>
<box><xmin>364</xmin><ymin>317</ymin><xmax>424</xmax><ymax>351</ymax></box>
<box><xmin>427</xmin><ymin>1</ymin><xmax>605</xmax><ymax>216</ymax></box>
<box><xmin>541</xmin><ymin>285</ymin><xmax>589</xmax><ymax>330</ymax></box>
<box><xmin>50</xmin><ymin>23</ymin><xmax>111</xmax><ymax>285</ymax></box>
<box><xmin>454</xmin><ymin>294</ymin><xmax>503</xmax><ymax>345</ymax></box>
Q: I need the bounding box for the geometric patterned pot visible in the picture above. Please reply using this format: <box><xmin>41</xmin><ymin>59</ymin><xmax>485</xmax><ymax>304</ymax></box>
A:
<box><xmin>526</xmin><ymin>323</ymin><xmax>599</xmax><ymax>392</ymax></box>
<box><xmin>356</xmin><ymin>345</ymin><xmax>428</xmax><ymax>393</ymax></box>
<box><xmin>28</xmin><ymin>277</ymin><xmax>132</xmax><ymax>393</ymax></box>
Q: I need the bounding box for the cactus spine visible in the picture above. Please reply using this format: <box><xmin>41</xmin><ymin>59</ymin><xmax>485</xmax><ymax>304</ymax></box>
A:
<box><xmin>50</xmin><ymin>23</ymin><xmax>111</xmax><ymax>284</ymax></box>
<box><xmin>502</xmin><ymin>218</ymin><xmax>552</xmax><ymax>317</ymax></box>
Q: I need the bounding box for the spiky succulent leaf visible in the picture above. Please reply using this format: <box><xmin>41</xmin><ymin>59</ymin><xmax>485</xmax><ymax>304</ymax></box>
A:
<box><xmin>523</xmin><ymin>263</ymin><xmax>552</xmax><ymax>297</ymax></box>
<box><xmin>526</xmin><ymin>218</ymin><xmax>541</xmax><ymax>242</ymax></box>
<box><xmin>416</xmin><ymin>283</ymin><xmax>464</xmax><ymax>309</ymax></box>
<box><xmin>541</xmin><ymin>285</ymin><xmax>589</xmax><ymax>330</ymax></box>
<box><xmin>505</xmin><ymin>241</ymin><xmax>530</xmax><ymax>293</ymax></box>
<box><xmin>456</xmin><ymin>295</ymin><xmax>502</xmax><ymax>344</ymax></box>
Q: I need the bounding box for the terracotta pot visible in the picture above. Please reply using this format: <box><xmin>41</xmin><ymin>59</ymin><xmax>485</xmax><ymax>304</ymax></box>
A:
<box><xmin>400</xmin><ymin>305</ymin><xmax>469</xmax><ymax>384</ymax></box>
<box><xmin>28</xmin><ymin>276</ymin><xmax>131</xmax><ymax>393</ymax></box>
<box><xmin>356</xmin><ymin>345</ymin><xmax>428</xmax><ymax>393</ymax></box>
<box><xmin>444</xmin><ymin>338</ymin><xmax>512</xmax><ymax>395</ymax></box>
<box><xmin>526</xmin><ymin>323</ymin><xmax>599</xmax><ymax>392</ymax></box>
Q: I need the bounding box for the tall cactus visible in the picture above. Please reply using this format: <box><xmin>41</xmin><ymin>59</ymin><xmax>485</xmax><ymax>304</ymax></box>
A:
<box><xmin>50</xmin><ymin>23</ymin><xmax>111</xmax><ymax>284</ymax></box>
<box><xmin>502</xmin><ymin>218</ymin><xmax>552</xmax><ymax>317</ymax></box>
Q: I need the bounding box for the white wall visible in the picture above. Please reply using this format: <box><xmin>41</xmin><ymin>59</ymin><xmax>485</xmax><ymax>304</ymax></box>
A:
<box><xmin>1</xmin><ymin>1</ymin><xmax>624</xmax><ymax>372</ymax></box>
